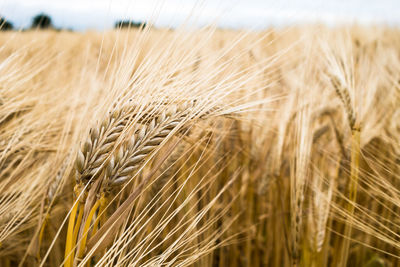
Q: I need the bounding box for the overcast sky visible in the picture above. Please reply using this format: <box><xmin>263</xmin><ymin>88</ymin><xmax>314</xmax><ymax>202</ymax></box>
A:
<box><xmin>0</xmin><ymin>0</ymin><xmax>399</xmax><ymax>30</ymax></box>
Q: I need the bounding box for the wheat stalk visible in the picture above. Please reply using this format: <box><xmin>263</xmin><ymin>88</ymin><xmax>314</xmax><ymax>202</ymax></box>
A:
<box><xmin>72</xmin><ymin>100</ymin><xmax>213</xmax><ymax>263</ymax></box>
<box><xmin>47</xmin><ymin>152</ymin><xmax>71</xmax><ymax>203</ymax></box>
<box><xmin>329</xmin><ymin>73</ymin><xmax>362</xmax><ymax>267</ymax></box>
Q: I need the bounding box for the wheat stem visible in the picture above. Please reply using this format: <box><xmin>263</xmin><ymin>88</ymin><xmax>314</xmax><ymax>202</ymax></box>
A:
<box><xmin>72</xmin><ymin>204</ymin><xmax>84</xmax><ymax>252</ymax></box>
<box><xmin>76</xmin><ymin>198</ymin><xmax>101</xmax><ymax>261</ymax></box>
<box><xmin>92</xmin><ymin>193</ymin><xmax>107</xmax><ymax>237</ymax></box>
<box><xmin>64</xmin><ymin>201</ymin><xmax>79</xmax><ymax>267</ymax></box>
<box><xmin>37</xmin><ymin>213</ymin><xmax>49</xmax><ymax>261</ymax></box>
<box><xmin>339</xmin><ymin>127</ymin><xmax>361</xmax><ymax>267</ymax></box>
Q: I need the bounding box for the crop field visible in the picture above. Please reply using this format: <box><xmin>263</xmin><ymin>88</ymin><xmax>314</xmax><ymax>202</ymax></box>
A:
<box><xmin>0</xmin><ymin>26</ymin><xmax>399</xmax><ymax>266</ymax></box>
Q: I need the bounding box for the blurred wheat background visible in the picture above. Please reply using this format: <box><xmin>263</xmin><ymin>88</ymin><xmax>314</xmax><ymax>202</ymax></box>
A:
<box><xmin>0</xmin><ymin>24</ymin><xmax>400</xmax><ymax>266</ymax></box>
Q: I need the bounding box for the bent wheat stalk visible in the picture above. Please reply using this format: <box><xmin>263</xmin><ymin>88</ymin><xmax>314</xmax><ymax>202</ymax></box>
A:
<box><xmin>330</xmin><ymin>74</ymin><xmax>361</xmax><ymax>267</ymax></box>
<box><xmin>71</xmin><ymin>100</ymin><xmax>213</xmax><ymax>264</ymax></box>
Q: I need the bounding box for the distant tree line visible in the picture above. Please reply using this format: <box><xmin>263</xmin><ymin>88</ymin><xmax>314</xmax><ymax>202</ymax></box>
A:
<box><xmin>0</xmin><ymin>17</ymin><xmax>13</xmax><ymax>31</ymax></box>
<box><xmin>115</xmin><ymin>20</ymin><xmax>147</xmax><ymax>29</ymax></box>
<box><xmin>0</xmin><ymin>13</ymin><xmax>53</xmax><ymax>31</ymax></box>
<box><xmin>0</xmin><ymin>13</ymin><xmax>147</xmax><ymax>31</ymax></box>
<box><xmin>31</xmin><ymin>13</ymin><xmax>53</xmax><ymax>29</ymax></box>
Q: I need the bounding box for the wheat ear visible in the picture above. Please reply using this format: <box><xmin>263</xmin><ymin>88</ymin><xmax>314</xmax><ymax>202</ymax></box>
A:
<box><xmin>103</xmin><ymin>105</ymin><xmax>189</xmax><ymax>191</ymax></box>
<box><xmin>74</xmin><ymin>108</ymin><xmax>130</xmax><ymax>190</ymax></box>
<box><xmin>330</xmin><ymin>75</ymin><xmax>356</xmax><ymax>130</ymax></box>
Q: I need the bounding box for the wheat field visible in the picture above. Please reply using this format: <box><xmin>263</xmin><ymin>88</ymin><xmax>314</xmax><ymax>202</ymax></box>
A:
<box><xmin>0</xmin><ymin>25</ymin><xmax>399</xmax><ymax>266</ymax></box>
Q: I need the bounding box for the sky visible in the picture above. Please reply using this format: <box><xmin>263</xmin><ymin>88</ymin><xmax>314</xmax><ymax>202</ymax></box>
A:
<box><xmin>0</xmin><ymin>0</ymin><xmax>399</xmax><ymax>31</ymax></box>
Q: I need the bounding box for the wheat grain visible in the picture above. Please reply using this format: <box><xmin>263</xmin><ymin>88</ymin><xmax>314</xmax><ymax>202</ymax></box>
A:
<box><xmin>103</xmin><ymin>106</ymin><xmax>189</xmax><ymax>191</ymax></box>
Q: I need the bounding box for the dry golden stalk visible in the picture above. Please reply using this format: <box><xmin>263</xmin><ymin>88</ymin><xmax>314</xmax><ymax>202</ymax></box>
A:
<box><xmin>147</xmin><ymin>141</ymin><xmax>187</xmax><ymax>211</ymax></box>
<box><xmin>71</xmin><ymin>100</ymin><xmax>207</xmax><ymax>263</ymax></box>
<box><xmin>155</xmin><ymin>142</ymin><xmax>186</xmax><ymax>187</ymax></box>
<box><xmin>307</xmin><ymin>172</ymin><xmax>334</xmax><ymax>253</ymax></box>
<box><xmin>329</xmin><ymin>73</ymin><xmax>362</xmax><ymax>267</ymax></box>
<box><xmin>85</xmin><ymin>138</ymin><xmax>182</xmax><ymax>256</ymax></box>
<box><xmin>67</xmin><ymin>106</ymin><xmax>137</xmax><ymax>267</ymax></box>
<box><xmin>47</xmin><ymin>152</ymin><xmax>71</xmax><ymax>203</ymax></box>
<box><xmin>339</xmin><ymin>126</ymin><xmax>361</xmax><ymax>267</ymax></box>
